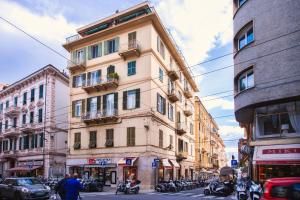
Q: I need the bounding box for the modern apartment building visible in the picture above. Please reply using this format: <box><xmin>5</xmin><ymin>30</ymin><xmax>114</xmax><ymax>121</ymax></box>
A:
<box><xmin>233</xmin><ymin>0</ymin><xmax>300</xmax><ymax>181</ymax></box>
<box><xmin>63</xmin><ymin>2</ymin><xmax>198</xmax><ymax>189</ymax></box>
<box><xmin>0</xmin><ymin>65</ymin><xmax>69</xmax><ymax>178</ymax></box>
<box><xmin>194</xmin><ymin>97</ymin><xmax>226</xmax><ymax>178</ymax></box>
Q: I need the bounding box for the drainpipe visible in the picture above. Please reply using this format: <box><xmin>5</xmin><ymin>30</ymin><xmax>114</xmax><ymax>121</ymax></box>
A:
<box><xmin>42</xmin><ymin>71</ymin><xmax>48</xmax><ymax>178</ymax></box>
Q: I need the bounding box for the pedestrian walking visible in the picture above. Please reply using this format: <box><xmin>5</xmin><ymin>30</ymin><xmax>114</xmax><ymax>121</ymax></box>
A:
<box><xmin>55</xmin><ymin>174</ymin><xmax>70</xmax><ymax>200</ymax></box>
<box><xmin>65</xmin><ymin>173</ymin><xmax>82</xmax><ymax>200</ymax></box>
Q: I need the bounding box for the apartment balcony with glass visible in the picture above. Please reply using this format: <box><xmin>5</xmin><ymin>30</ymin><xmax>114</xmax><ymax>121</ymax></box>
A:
<box><xmin>82</xmin><ymin>109</ymin><xmax>119</xmax><ymax>124</ymax></box>
<box><xmin>82</xmin><ymin>75</ymin><xmax>119</xmax><ymax>93</ymax></box>
<box><xmin>5</xmin><ymin>106</ymin><xmax>21</xmax><ymax>118</ymax></box>
<box><xmin>176</xmin><ymin>122</ymin><xmax>187</xmax><ymax>135</ymax></box>
<box><xmin>118</xmin><ymin>39</ymin><xmax>141</xmax><ymax>60</ymax></box>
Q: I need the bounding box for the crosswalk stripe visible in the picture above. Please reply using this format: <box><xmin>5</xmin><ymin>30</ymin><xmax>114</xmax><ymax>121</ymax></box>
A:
<box><xmin>191</xmin><ymin>194</ymin><xmax>205</xmax><ymax>197</ymax></box>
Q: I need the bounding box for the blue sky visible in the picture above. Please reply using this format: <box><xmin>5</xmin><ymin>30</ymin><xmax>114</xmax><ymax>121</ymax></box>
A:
<box><xmin>0</xmin><ymin>0</ymin><xmax>243</xmax><ymax>164</ymax></box>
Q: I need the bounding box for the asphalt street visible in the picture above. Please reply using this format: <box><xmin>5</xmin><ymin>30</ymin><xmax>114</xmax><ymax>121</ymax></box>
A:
<box><xmin>75</xmin><ymin>188</ymin><xmax>236</xmax><ymax>200</ymax></box>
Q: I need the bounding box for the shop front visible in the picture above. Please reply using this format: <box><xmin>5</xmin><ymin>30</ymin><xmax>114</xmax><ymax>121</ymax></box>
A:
<box><xmin>169</xmin><ymin>159</ymin><xmax>180</xmax><ymax>180</ymax></box>
<box><xmin>253</xmin><ymin>144</ymin><xmax>300</xmax><ymax>182</ymax></box>
<box><xmin>8</xmin><ymin>160</ymin><xmax>43</xmax><ymax>177</ymax></box>
<box><xmin>118</xmin><ymin>157</ymin><xmax>138</xmax><ymax>182</ymax></box>
<box><xmin>157</xmin><ymin>159</ymin><xmax>173</xmax><ymax>182</ymax></box>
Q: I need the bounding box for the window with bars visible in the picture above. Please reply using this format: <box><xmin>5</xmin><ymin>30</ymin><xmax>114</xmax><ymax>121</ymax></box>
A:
<box><xmin>39</xmin><ymin>84</ymin><xmax>44</xmax><ymax>99</ymax></box>
<box><xmin>127</xmin><ymin>127</ymin><xmax>135</xmax><ymax>146</ymax></box>
<box><xmin>30</xmin><ymin>111</ymin><xmax>34</xmax><ymax>123</ymax></box>
<box><xmin>38</xmin><ymin>108</ymin><xmax>43</xmax><ymax>123</ymax></box>
<box><xmin>159</xmin><ymin>129</ymin><xmax>163</xmax><ymax>148</ymax></box>
<box><xmin>30</xmin><ymin>88</ymin><xmax>35</xmax><ymax>102</ymax></box>
<box><xmin>106</xmin><ymin>129</ymin><xmax>114</xmax><ymax>147</ymax></box>
<box><xmin>89</xmin><ymin>131</ymin><xmax>97</xmax><ymax>149</ymax></box>
<box><xmin>127</xmin><ymin>61</ymin><xmax>136</xmax><ymax>76</ymax></box>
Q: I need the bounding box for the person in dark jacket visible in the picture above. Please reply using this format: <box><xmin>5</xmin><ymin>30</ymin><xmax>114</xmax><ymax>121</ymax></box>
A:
<box><xmin>65</xmin><ymin>173</ymin><xmax>82</xmax><ymax>200</ymax></box>
<box><xmin>55</xmin><ymin>174</ymin><xmax>70</xmax><ymax>200</ymax></box>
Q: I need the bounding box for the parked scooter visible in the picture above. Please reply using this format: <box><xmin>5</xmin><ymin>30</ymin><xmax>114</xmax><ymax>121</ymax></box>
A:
<box><xmin>116</xmin><ymin>181</ymin><xmax>127</xmax><ymax>194</ymax></box>
<box><xmin>236</xmin><ymin>180</ymin><xmax>248</xmax><ymax>200</ymax></box>
<box><xmin>204</xmin><ymin>180</ymin><xmax>232</xmax><ymax>196</ymax></box>
<box><xmin>249</xmin><ymin>181</ymin><xmax>262</xmax><ymax>200</ymax></box>
<box><xmin>125</xmin><ymin>180</ymin><xmax>141</xmax><ymax>194</ymax></box>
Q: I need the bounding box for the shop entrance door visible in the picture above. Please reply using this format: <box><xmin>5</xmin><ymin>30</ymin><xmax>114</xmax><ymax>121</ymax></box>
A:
<box><xmin>123</xmin><ymin>167</ymin><xmax>137</xmax><ymax>181</ymax></box>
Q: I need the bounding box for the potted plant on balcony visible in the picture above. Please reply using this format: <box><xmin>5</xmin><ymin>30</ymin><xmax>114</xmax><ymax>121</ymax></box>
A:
<box><xmin>73</xmin><ymin>142</ymin><xmax>81</xmax><ymax>150</ymax></box>
<box><xmin>107</xmin><ymin>72</ymin><xmax>119</xmax><ymax>81</ymax></box>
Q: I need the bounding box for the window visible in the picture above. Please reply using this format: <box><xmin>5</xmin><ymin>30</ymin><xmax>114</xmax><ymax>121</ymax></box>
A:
<box><xmin>23</xmin><ymin>92</ymin><xmax>27</xmax><ymax>105</ymax></box>
<box><xmin>72</xmin><ymin>48</ymin><xmax>86</xmax><ymax>63</ymax></box>
<box><xmin>238</xmin><ymin>27</ymin><xmax>254</xmax><ymax>50</ymax></box>
<box><xmin>238</xmin><ymin>0</ymin><xmax>247</xmax><ymax>7</ymax></box>
<box><xmin>255</xmin><ymin>101</ymin><xmax>300</xmax><ymax>137</ymax></box>
<box><xmin>157</xmin><ymin>93</ymin><xmax>166</xmax><ymax>115</ymax></box>
<box><xmin>73</xmin><ymin>100</ymin><xmax>83</xmax><ymax>117</ymax></box>
<box><xmin>0</xmin><ymin>103</ymin><xmax>3</xmax><ymax>114</ymax></box>
<box><xmin>13</xmin><ymin>117</ymin><xmax>17</xmax><ymax>128</ymax></box>
<box><xmin>73</xmin><ymin>74</ymin><xmax>86</xmax><ymax>88</ymax></box>
<box><xmin>39</xmin><ymin>133</ymin><xmax>44</xmax><ymax>147</ymax></box>
<box><xmin>184</xmin><ymin>142</ymin><xmax>188</xmax><ymax>153</ymax></box>
<box><xmin>168</xmin><ymin>103</ymin><xmax>174</xmax><ymax>121</ymax></box>
<box><xmin>39</xmin><ymin>84</ymin><xmax>44</xmax><ymax>99</ymax></box>
<box><xmin>74</xmin><ymin>132</ymin><xmax>81</xmax><ymax>149</ymax></box>
<box><xmin>238</xmin><ymin>69</ymin><xmax>254</xmax><ymax>92</ymax></box>
<box><xmin>30</xmin><ymin>88</ymin><xmax>35</xmax><ymax>102</ymax></box>
<box><xmin>157</xmin><ymin>36</ymin><xmax>165</xmax><ymax>58</ymax></box>
<box><xmin>0</xmin><ymin>122</ymin><xmax>2</xmax><ymax>133</ymax></box>
<box><xmin>38</xmin><ymin>108</ymin><xmax>43</xmax><ymax>123</ymax></box>
<box><xmin>31</xmin><ymin>134</ymin><xmax>38</xmax><ymax>149</ymax></box>
<box><xmin>190</xmin><ymin>123</ymin><xmax>194</xmax><ymax>134</ymax></box>
<box><xmin>104</xmin><ymin>37</ymin><xmax>119</xmax><ymax>55</ymax></box>
<box><xmin>128</xmin><ymin>32</ymin><xmax>136</xmax><ymax>48</ymax></box>
<box><xmin>178</xmin><ymin>139</ymin><xmax>184</xmax><ymax>152</ymax></box>
<box><xmin>22</xmin><ymin>114</ymin><xmax>26</xmax><ymax>125</ymax></box>
<box><xmin>30</xmin><ymin>111</ymin><xmax>34</xmax><ymax>123</ymax></box>
<box><xmin>23</xmin><ymin>135</ymin><xmax>29</xmax><ymax>149</ymax></box>
<box><xmin>5</xmin><ymin>120</ymin><xmax>8</xmax><ymax>129</ymax></box>
<box><xmin>103</xmin><ymin>93</ymin><xmax>118</xmax><ymax>116</ymax></box>
<box><xmin>106</xmin><ymin>129</ymin><xmax>114</xmax><ymax>147</ymax></box>
<box><xmin>87</xmin><ymin>70</ymin><xmax>101</xmax><ymax>86</ymax></box>
<box><xmin>123</xmin><ymin>89</ymin><xmax>140</xmax><ymax>110</ymax></box>
<box><xmin>89</xmin><ymin>131</ymin><xmax>97</xmax><ymax>149</ymax></box>
<box><xmin>159</xmin><ymin>130</ymin><xmax>163</xmax><ymax>148</ymax></box>
<box><xmin>5</xmin><ymin>100</ymin><xmax>9</xmax><ymax>108</ymax></box>
<box><xmin>14</xmin><ymin>96</ymin><xmax>18</xmax><ymax>107</ymax></box>
<box><xmin>127</xmin><ymin>61</ymin><xmax>136</xmax><ymax>76</ymax></box>
<box><xmin>159</xmin><ymin>68</ymin><xmax>163</xmax><ymax>82</ymax></box>
<box><xmin>3</xmin><ymin>140</ymin><xmax>8</xmax><ymax>151</ymax></box>
<box><xmin>127</xmin><ymin>127</ymin><xmax>135</xmax><ymax>146</ymax></box>
<box><xmin>88</xmin><ymin>43</ymin><xmax>102</xmax><ymax>60</ymax></box>
<box><xmin>270</xmin><ymin>186</ymin><xmax>289</xmax><ymax>198</ymax></box>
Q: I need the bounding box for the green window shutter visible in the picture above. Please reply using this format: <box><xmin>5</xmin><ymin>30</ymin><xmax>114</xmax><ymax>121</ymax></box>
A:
<box><xmin>84</xmin><ymin>47</ymin><xmax>87</xmax><ymax>60</ymax></box>
<box><xmin>81</xmin><ymin>99</ymin><xmax>86</xmax><ymax>115</ymax></box>
<box><xmin>72</xmin><ymin>76</ymin><xmax>76</xmax><ymax>88</ymax></box>
<box><xmin>87</xmin><ymin>46</ymin><xmax>92</xmax><ymax>60</ymax></box>
<box><xmin>104</xmin><ymin>41</ymin><xmax>108</xmax><ymax>55</ymax></box>
<box><xmin>72</xmin><ymin>101</ymin><xmax>75</xmax><ymax>117</ymax></box>
<box><xmin>86</xmin><ymin>98</ymin><xmax>91</xmax><ymax>113</ymax></box>
<box><xmin>123</xmin><ymin>91</ymin><xmax>127</xmax><ymax>110</ymax></box>
<box><xmin>103</xmin><ymin>95</ymin><xmax>107</xmax><ymax>110</ymax></box>
<box><xmin>97</xmin><ymin>96</ymin><xmax>101</xmax><ymax>112</ymax></box>
<box><xmin>82</xmin><ymin>74</ymin><xmax>86</xmax><ymax>86</ymax></box>
<box><xmin>114</xmin><ymin>92</ymin><xmax>118</xmax><ymax>110</ymax></box>
<box><xmin>127</xmin><ymin>128</ymin><xmax>130</xmax><ymax>146</ymax></box>
<box><xmin>98</xmin><ymin>43</ymin><xmax>102</xmax><ymax>57</ymax></box>
<box><xmin>97</xmin><ymin>70</ymin><xmax>101</xmax><ymax>82</ymax></box>
<box><xmin>163</xmin><ymin>98</ymin><xmax>166</xmax><ymax>115</ymax></box>
<box><xmin>132</xmin><ymin>128</ymin><xmax>135</xmax><ymax>146</ymax></box>
<box><xmin>136</xmin><ymin>89</ymin><xmax>140</xmax><ymax>108</ymax></box>
<box><xmin>115</xmin><ymin>37</ymin><xmax>120</xmax><ymax>51</ymax></box>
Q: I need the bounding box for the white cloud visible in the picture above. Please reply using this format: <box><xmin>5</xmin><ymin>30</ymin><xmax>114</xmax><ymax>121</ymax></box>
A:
<box><xmin>0</xmin><ymin>0</ymin><xmax>79</xmax><ymax>44</ymax></box>
<box><xmin>202</xmin><ymin>96</ymin><xmax>234</xmax><ymax>110</ymax></box>
<box><xmin>225</xmin><ymin>147</ymin><xmax>238</xmax><ymax>153</ymax></box>
<box><xmin>154</xmin><ymin>0</ymin><xmax>233</xmax><ymax>65</ymax></box>
<box><xmin>219</xmin><ymin>125</ymin><xmax>244</xmax><ymax>139</ymax></box>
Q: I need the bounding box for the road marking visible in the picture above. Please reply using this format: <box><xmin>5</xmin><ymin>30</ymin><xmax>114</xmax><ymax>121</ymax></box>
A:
<box><xmin>191</xmin><ymin>194</ymin><xmax>205</xmax><ymax>197</ymax></box>
<box><xmin>215</xmin><ymin>197</ymin><xmax>225</xmax><ymax>200</ymax></box>
<box><xmin>203</xmin><ymin>196</ymin><xmax>215</xmax><ymax>199</ymax></box>
<box><xmin>179</xmin><ymin>192</ymin><xmax>194</xmax><ymax>196</ymax></box>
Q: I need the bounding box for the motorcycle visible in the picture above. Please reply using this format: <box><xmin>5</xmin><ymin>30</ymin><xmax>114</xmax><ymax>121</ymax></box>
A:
<box><xmin>204</xmin><ymin>180</ymin><xmax>232</xmax><ymax>196</ymax></box>
<box><xmin>125</xmin><ymin>180</ymin><xmax>141</xmax><ymax>194</ymax></box>
<box><xmin>249</xmin><ymin>181</ymin><xmax>262</xmax><ymax>200</ymax></box>
<box><xmin>116</xmin><ymin>181</ymin><xmax>127</xmax><ymax>194</ymax></box>
<box><xmin>236</xmin><ymin>180</ymin><xmax>248</xmax><ymax>200</ymax></box>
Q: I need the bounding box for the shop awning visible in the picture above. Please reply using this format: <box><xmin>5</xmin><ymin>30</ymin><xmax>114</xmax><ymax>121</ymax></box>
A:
<box><xmin>162</xmin><ymin>159</ymin><xmax>172</xmax><ymax>169</ymax></box>
<box><xmin>169</xmin><ymin>159</ymin><xmax>180</xmax><ymax>168</ymax></box>
<box><xmin>118</xmin><ymin>157</ymin><xmax>138</xmax><ymax>166</ymax></box>
<box><xmin>253</xmin><ymin>144</ymin><xmax>300</xmax><ymax>165</ymax></box>
<box><xmin>7</xmin><ymin>166</ymin><xmax>42</xmax><ymax>172</ymax></box>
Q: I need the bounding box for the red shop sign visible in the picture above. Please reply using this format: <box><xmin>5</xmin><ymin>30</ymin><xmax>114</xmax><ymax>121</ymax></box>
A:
<box><xmin>262</xmin><ymin>148</ymin><xmax>300</xmax><ymax>154</ymax></box>
<box><xmin>88</xmin><ymin>159</ymin><xmax>96</xmax><ymax>164</ymax></box>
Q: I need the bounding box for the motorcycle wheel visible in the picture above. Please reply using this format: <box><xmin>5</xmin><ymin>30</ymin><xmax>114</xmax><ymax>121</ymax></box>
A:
<box><xmin>135</xmin><ymin>188</ymin><xmax>139</xmax><ymax>194</ymax></box>
<box><xmin>204</xmin><ymin>189</ymin><xmax>210</xmax><ymax>196</ymax></box>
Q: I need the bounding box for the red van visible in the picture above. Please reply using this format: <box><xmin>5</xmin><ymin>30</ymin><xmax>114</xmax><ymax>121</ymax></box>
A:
<box><xmin>261</xmin><ymin>177</ymin><xmax>300</xmax><ymax>200</ymax></box>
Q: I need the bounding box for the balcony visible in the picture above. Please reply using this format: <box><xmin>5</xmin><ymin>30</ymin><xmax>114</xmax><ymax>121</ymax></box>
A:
<box><xmin>3</xmin><ymin>150</ymin><xmax>18</xmax><ymax>158</ymax></box>
<box><xmin>119</xmin><ymin>40</ymin><xmax>141</xmax><ymax>60</ymax></box>
<box><xmin>183</xmin><ymin>88</ymin><xmax>193</xmax><ymax>99</ymax></box>
<box><xmin>167</xmin><ymin>89</ymin><xmax>179</xmax><ymax>103</ymax></box>
<box><xmin>176</xmin><ymin>123</ymin><xmax>187</xmax><ymax>136</ymax></box>
<box><xmin>82</xmin><ymin>76</ymin><xmax>119</xmax><ymax>93</ymax></box>
<box><xmin>176</xmin><ymin>151</ymin><xmax>188</xmax><ymax>161</ymax></box>
<box><xmin>167</xmin><ymin>69</ymin><xmax>179</xmax><ymax>81</ymax></box>
<box><xmin>20</xmin><ymin>123</ymin><xmax>36</xmax><ymax>133</ymax></box>
<box><xmin>65</xmin><ymin>34</ymin><xmax>82</xmax><ymax>44</ymax></box>
<box><xmin>5</xmin><ymin>106</ymin><xmax>21</xmax><ymax>117</ymax></box>
<box><xmin>82</xmin><ymin>109</ymin><xmax>119</xmax><ymax>124</ymax></box>
<box><xmin>4</xmin><ymin>127</ymin><xmax>21</xmax><ymax>137</ymax></box>
<box><xmin>183</xmin><ymin>105</ymin><xmax>193</xmax><ymax>117</ymax></box>
<box><xmin>67</xmin><ymin>59</ymin><xmax>86</xmax><ymax>72</ymax></box>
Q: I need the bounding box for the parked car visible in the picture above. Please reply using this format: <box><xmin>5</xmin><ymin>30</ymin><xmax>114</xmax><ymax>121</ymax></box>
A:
<box><xmin>0</xmin><ymin>177</ymin><xmax>51</xmax><ymax>200</ymax></box>
<box><xmin>261</xmin><ymin>177</ymin><xmax>300</xmax><ymax>200</ymax></box>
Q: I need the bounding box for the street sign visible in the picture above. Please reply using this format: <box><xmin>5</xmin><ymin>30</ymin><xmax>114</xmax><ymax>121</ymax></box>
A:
<box><xmin>231</xmin><ymin>159</ymin><xmax>238</xmax><ymax>168</ymax></box>
<box><xmin>126</xmin><ymin>158</ymin><xmax>132</xmax><ymax>166</ymax></box>
<box><xmin>154</xmin><ymin>158</ymin><xmax>160</xmax><ymax>163</ymax></box>
<box><xmin>152</xmin><ymin>162</ymin><xmax>157</xmax><ymax>168</ymax></box>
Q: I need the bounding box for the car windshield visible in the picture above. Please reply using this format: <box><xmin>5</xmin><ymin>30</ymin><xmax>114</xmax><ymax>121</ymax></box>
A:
<box><xmin>17</xmin><ymin>179</ymin><xmax>40</xmax><ymax>186</ymax></box>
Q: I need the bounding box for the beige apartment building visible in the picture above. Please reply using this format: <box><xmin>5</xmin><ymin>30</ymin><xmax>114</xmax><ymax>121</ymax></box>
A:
<box><xmin>63</xmin><ymin>2</ymin><xmax>198</xmax><ymax>189</ymax></box>
<box><xmin>195</xmin><ymin>97</ymin><xmax>226</xmax><ymax>178</ymax></box>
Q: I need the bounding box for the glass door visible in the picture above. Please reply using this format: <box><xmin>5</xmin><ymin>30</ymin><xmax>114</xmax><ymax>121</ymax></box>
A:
<box><xmin>106</xmin><ymin>94</ymin><xmax>114</xmax><ymax>116</ymax></box>
<box><xmin>90</xmin><ymin>97</ymin><xmax>97</xmax><ymax>118</ymax></box>
<box><xmin>76</xmin><ymin>49</ymin><xmax>85</xmax><ymax>63</ymax></box>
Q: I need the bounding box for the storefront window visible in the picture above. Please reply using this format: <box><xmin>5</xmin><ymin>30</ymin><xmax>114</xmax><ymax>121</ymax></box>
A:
<box><xmin>255</xmin><ymin>101</ymin><xmax>300</xmax><ymax>138</ymax></box>
<box><xmin>258</xmin><ymin>165</ymin><xmax>300</xmax><ymax>182</ymax></box>
<box><xmin>123</xmin><ymin>167</ymin><xmax>137</xmax><ymax>181</ymax></box>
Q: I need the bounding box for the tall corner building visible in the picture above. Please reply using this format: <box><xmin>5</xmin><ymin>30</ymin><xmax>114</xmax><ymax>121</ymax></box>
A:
<box><xmin>233</xmin><ymin>0</ymin><xmax>300</xmax><ymax>181</ymax></box>
<box><xmin>63</xmin><ymin>2</ymin><xmax>198</xmax><ymax>189</ymax></box>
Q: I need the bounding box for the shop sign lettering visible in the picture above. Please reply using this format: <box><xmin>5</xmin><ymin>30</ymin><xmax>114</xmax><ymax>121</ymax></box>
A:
<box><xmin>262</xmin><ymin>148</ymin><xmax>300</xmax><ymax>154</ymax></box>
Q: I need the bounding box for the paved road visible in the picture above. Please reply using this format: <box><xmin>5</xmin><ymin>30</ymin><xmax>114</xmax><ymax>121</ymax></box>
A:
<box><xmin>73</xmin><ymin>188</ymin><xmax>236</xmax><ymax>200</ymax></box>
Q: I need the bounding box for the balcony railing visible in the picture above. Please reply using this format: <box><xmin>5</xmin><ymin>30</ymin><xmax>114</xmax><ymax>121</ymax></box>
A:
<box><xmin>176</xmin><ymin>122</ymin><xmax>187</xmax><ymax>135</ymax></box>
<box><xmin>119</xmin><ymin>40</ymin><xmax>141</xmax><ymax>60</ymax></box>
<box><xmin>67</xmin><ymin>59</ymin><xmax>86</xmax><ymax>72</ymax></box>
<box><xmin>82</xmin><ymin>76</ymin><xmax>119</xmax><ymax>93</ymax></box>
<box><xmin>183</xmin><ymin>105</ymin><xmax>193</xmax><ymax>117</ymax></box>
<box><xmin>65</xmin><ymin>34</ymin><xmax>82</xmax><ymax>44</ymax></box>
<box><xmin>176</xmin><ymin>151</ymin><xmax>188</xmax><ymax>161</ymax></box>
<box><xmin>167</xmin><ymin>69</ymin><xmax>179</xmax><ymax>81</ymax></box>
<box><xmin>5</xmin><ymin>106</ymin><xmax>21</xmax><ymax>117</ymax></box>
<box><xmin>82</xmin><ymin>109</ymin><xmax>119</xmax><ymax>124</ymax></box>
<box><xmin>183</xmin><ymin>87</ymin><xmax>193</xmax><ymax>98</ymax></box>
<box><xmin>167</xmin><ymin>89</ymin><xmax>179</xmax><ymax>103</ymax></box>
<box><xmin>2</xmin><ymin>150</ymin><xmax>18</xmax><ymax>158</ymax></box>
<box><xmin>4</xmin><ymin>127</ymin><xmax>21</xmax><ymax>137</ymax></box>
<box><xmin>20</xmin><ymin>123</ymin><xmax>36</xmax><ymax>133</ymax></box>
